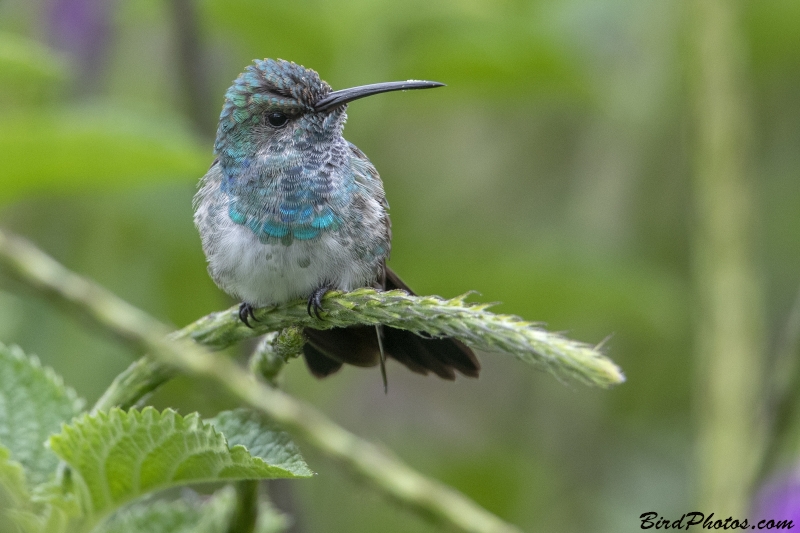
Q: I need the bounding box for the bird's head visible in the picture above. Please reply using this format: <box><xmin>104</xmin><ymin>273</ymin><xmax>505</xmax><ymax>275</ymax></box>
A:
<box><xmin>214</xmin><ymin>58</ymin><xmax>443</xmax><ymax>174</ymax></box>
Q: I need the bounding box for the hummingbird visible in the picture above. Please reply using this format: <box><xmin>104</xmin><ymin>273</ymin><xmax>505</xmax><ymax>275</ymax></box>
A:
<box><xmin>194</xmin><ymin>58</ymin><xmax>479</xmax><ymax>383</ymax></box>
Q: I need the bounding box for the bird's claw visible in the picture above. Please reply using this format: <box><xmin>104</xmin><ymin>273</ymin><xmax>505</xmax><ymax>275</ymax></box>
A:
<box><xmin>238</xmin><ymin>302</ymin><xmax>259</xmax><ymax>328</ymax></box>
<box><xmin>307</xmin><ymin>286</ymin><xmax>330</xmax><ymax>319</ymax></box>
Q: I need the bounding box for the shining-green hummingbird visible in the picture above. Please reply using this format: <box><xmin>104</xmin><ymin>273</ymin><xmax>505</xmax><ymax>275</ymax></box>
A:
<box><xmin>194</xmin><ymin>58</ymin><xmax>479</xmax><ymax>383</ymax></box>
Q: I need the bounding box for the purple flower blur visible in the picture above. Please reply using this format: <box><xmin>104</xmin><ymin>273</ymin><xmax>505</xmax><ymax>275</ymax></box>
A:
<box><xmin>47</xmin><ymin>0</ymin><xmax>114</xmax><ymax>83</ymax></box>
<box><xmin>753</xmin><ymin>468</ymin><xmax>800</xmax><ymax>523</ymax></box>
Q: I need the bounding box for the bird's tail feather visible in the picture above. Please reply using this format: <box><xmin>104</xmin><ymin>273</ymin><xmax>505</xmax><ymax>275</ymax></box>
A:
<box><xmin>301</xmin><ymin>267</ymin><xmax>480</xmax><ymax>380</ymax></box>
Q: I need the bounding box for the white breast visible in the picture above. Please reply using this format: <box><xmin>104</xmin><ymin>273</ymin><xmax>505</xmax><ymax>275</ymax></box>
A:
<box><xmin>204</xmin><ymin>214</ymin><xmax>377</xmax><ymax>305</ymax></box>
<box><xmin>193</xmin><ymin>166</ymin><xmax>385</xmax><ymax>306</ymax></box>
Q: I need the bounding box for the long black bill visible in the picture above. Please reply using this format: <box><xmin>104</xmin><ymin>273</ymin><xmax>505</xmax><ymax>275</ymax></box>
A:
<box><xmin>314</xmin><ymin>80</ymin><xmax>444</xmax><ymax>112</ymax></box>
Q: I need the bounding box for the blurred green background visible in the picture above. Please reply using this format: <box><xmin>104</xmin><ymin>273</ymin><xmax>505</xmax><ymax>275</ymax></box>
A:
<box><xmin>2</xmin><ymin>0</ymin><xmax>800</xmax><ymax>531</ymax></box>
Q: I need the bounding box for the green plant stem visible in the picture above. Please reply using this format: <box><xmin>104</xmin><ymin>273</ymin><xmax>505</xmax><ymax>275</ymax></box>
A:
<box><xmin>249</xmin><ymin>328</ymin><xmax>305</xmax><ymax>387</ymax></box>
<box><xmin>0</xmin><ymin>225</ymin><xmax>622</xmax><ymax>414</ymax></box>
<box><xmin>0</xmin><ymin>228</ymin><xmax>622</xmax><ymax>389</ymax></box>
<box><xmin>178</xmin><ymin>289</ymin><xmax>624</xmax><ymax>388</ymax></box>
<box><xmin>92</xmin><ymin>356</ymin><xmax>173</xmax><ymax>412</ymax></box>
<box><xmin>170</xmin><ymin>343</ymin><xmax>524</xmax><ymax>533</ymax></box>
<box><xmin>688</xmin><ymin>0</ymin><xmax>765</xmax><ymax>513</ymax></box>
<box><xmin>758</xmin><ymin>286</ymin><xmax>800</xmax><ymax>480</ymax></box>
<box><xmin>229</xmin><ymin>480</ymin><xmax>260</xmax><ymax>533</ymax></box>
<box><xmin>0</xmin><ymin>228</ymin><xmax>526</xmax><ymax>533</ymax></box>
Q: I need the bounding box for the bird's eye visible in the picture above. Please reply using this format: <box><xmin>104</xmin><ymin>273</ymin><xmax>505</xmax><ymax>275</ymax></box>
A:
<box><xmin>267</xmin><ymin>112</ymin><xmax>289</xmax><ymax>128</ymax></box>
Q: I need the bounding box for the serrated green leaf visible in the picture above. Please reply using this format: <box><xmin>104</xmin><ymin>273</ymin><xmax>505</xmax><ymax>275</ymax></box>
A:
<box><xmin>1</xmin><ymin>444</ymin><xmax>33</xmax><ymax>533</ymax></box>
<box><xmin>49</xmin><ymin>407</ymin><xmax>311</xmax><ymax>521</ymax></box>
<box><xmin>6</xmin><ymin>505</ymin><xmax>70</xmax><ymax>533</ymax></box>
<box><xmin>0</xmin><ymin>445</ymin><xmax>29</xmax><ymax>509</ymax></box>
<box><xmin>0</xmin><ymin>344</ymin><xmax>85</xmax><ymax>486</ymax></box>
<box><xmin>0</xmin><ymin>445</ymin><xmax>74</xmax><ymax>533</ymax></box>
<box><xmin>99</xmin><ymin>489</ymin><xmax>230</xmax><ymax>533</ymax></box>
<box><xmin>98</xmin><ymin>486</ymin><xmax>288</xmax><ymax>533</ymax></box>
<box><xmin>208</xmin><ymin>409</ymin><xmax>313</xmax><ymax>478</ymax></box>
<box><xmin>0</xmin><ymin>105</ymin><xmax>209</xmax><ymax>203</ymax></box>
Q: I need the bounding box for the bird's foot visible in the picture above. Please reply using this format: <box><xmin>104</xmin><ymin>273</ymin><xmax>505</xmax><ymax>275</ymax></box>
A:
<box><xmin>238</xmin><ymin>302</ymin><xmax>259</xmax><ymax>328</ymax></box>
<box><xmin>307</xmin><ymin>286</ymin><xmax>331</xmax><ymax>319</ymax></box>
